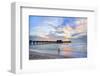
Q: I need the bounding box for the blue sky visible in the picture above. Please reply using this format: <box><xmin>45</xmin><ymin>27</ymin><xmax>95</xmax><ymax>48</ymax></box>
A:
<box><xmin>29</xmin><ymin>16</ymin><xmax>78</xmax><ymax>29</ymax></box>
<box><xmin>29</xmin><ymin>16</ymin><xmax>87</xmax><ymax>40</ymax></box>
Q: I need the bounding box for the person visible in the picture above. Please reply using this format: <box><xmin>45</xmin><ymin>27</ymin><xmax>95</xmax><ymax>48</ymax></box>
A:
<box><xmin>58</xmin><ymin>48</ymin><xmax>60</xmax><ymax>55</ymax></box>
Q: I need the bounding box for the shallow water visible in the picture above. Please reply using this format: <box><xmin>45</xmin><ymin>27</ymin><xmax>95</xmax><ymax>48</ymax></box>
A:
<box><xmin>29</xmin><ymin>42</ymin><xmax>87</xmax><ymax>58</ymax></box>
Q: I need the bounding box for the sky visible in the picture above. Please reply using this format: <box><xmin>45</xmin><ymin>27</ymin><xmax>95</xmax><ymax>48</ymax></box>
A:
<box><xmin>29</xmin><ymin>16</ymin><xmax>87</xmax><ymax>41</ymax></box>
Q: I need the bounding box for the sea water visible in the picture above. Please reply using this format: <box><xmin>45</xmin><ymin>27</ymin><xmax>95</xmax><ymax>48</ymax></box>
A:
<box><xmin>29</xmin><ymin>42</ymin><xmax>87</xmax><ymax>58</ymax></box>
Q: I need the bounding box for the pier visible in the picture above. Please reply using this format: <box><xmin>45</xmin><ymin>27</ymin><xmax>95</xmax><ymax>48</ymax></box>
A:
<box><xmin>29</xmin><ymin>40</ymin><xmax>71</xmax><ymax>45</ymax></box>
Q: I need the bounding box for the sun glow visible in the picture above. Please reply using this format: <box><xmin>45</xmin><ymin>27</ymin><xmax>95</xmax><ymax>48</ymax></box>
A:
<box><xmin>63</xmin><ymin>26</ymin><xmax>73</xmax><ymax>40</ymax></box>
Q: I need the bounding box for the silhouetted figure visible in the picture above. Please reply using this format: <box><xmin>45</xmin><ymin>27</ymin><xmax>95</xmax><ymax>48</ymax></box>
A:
<box><xmin>58</xmin><ymin>48</ymin><xmax>60</xmax><ymax>55</ymax></box>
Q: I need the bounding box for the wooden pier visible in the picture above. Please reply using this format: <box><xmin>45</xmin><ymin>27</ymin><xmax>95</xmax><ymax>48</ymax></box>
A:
<box><xmin>29</xmin><ymin>40</ymin><xmax>71</xmax><ymax>45</ymax></box>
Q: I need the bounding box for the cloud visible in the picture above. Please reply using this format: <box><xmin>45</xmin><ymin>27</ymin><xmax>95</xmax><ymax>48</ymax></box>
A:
<box><xmin>30</xmin><ymin>16</ymin><xmax>87</xmax><ymax>41</ymax></box>
<box><xmin>30</xmin><ymin>17</ymin><xmax>64</xmax><ymax>37</ymax></box>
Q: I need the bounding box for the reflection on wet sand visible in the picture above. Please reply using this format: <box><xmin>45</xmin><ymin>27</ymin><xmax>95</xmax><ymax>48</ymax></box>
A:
<box><xmin>29</xmin><ymin>42</ymin><xmax>87</xmax><ymax>59</ymax></box>
<box><xmin>63</xmin><ymin>47</ymin><xmax>72</xmax><ymax>56</ymax></box>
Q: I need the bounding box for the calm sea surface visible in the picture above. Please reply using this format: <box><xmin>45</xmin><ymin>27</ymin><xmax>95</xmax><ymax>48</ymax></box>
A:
<box><xmin>29</xmin><ymin>42</ymin><xmax>87</xmax><ymax>58</ymax></box>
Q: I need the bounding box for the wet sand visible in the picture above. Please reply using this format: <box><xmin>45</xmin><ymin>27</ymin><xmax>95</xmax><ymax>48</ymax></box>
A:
<box><xmin>29</xmin><ymin>51</ymin><xmax>71</xmax><ymax>60</ymax></box>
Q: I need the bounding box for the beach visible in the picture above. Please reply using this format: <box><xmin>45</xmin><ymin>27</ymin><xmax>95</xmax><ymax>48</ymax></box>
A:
<box><xmin>29</xmin><ymin>51</ymin><xmax>71</xmax><ymax>60</ymax></box>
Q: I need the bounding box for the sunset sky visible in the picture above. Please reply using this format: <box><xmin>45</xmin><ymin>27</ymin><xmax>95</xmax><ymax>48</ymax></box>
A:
<box><xmin>29</xmin><ymin>16</ymin><xmax>87</xmax><ymax>41</ymax></box>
